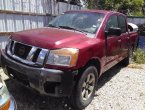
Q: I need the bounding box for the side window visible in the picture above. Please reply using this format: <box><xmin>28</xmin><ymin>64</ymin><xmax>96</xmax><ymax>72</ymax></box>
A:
<box><xmin>118</xmin><ymin>15</ymin><xmax>127</xmax><ymax>33</ymax></box>
<box><xmin>105</xmin><ymin>15</ymin><xmax>118</xmax><ymax>31</ymax></box>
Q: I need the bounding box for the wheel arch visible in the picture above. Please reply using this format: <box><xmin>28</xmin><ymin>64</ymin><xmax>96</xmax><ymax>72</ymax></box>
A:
<box><xmin>76</xmin><ymin>58</ymin><xmax>101</xmax><ymax>81</ymax></box>
<box><xmin>84</xmin><ymin>58</ymin><xmax>101</xmax><ymax>76</ymax></box>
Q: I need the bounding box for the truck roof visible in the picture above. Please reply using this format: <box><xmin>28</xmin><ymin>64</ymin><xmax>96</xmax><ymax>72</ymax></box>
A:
<box><xmin>66</xmin><ymin>10</ymin><xmax>125</xmax><ymax>16</ymax></box>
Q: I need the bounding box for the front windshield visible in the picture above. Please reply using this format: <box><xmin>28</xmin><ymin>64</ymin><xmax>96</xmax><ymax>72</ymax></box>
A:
<box><xmin>48</xmin><ymin>12</ymin><xmax>105</xmax><ymax>34</ymax></box>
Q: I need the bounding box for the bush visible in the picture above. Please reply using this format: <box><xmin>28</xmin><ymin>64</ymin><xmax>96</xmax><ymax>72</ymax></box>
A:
<box><xmin>133</xmin><ymin>49</ymin><xmax>145</xmax><ymax>64</ymax></box>
<box><xmin>131</xmin><ymin>11</ymin><xmax>144</xmax><ymax>16</ymax></box>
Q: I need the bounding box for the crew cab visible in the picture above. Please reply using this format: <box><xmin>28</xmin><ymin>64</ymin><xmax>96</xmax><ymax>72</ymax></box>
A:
<box><xmin>1</xmin><ymin>10</ymin><xmax>138</xmax><ymax>109</ymax></box>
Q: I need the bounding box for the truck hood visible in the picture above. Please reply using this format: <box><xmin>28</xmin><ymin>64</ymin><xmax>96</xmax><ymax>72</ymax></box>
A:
<box><xmin>11</xmin><ymin>27</ymin><xmax>90</xmax><ymax>49</ymax></box>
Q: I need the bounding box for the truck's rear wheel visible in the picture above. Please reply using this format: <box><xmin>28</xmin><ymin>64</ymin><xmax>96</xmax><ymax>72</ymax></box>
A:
<box><xmin>70</xmin><ymin>66</ymin><xmax>98</xmax><ymax>110</ymax></box>
<box><xmin>121</xmin><ymin>46</ymin><xmax>134</xmax><ymax>66</ymax></box>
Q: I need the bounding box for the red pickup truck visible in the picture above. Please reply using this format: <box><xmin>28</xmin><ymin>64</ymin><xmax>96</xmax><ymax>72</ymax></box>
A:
<box><xmin>1</xmin><ymin>10</ymin><xmax>138</xmax><ymax>109</ymax></box>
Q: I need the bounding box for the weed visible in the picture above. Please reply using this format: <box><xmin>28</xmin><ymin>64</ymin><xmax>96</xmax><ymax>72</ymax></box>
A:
<box><xmin>133</xmin><ymin>49</ymin><xmax>145</xmax><ymax>64</ymax></box>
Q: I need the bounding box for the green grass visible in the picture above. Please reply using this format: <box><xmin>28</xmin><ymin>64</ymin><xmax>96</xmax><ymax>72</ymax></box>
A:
<box><xmin>131</xmin><ymin>11</ymin><xmax>144</xmax><ymax>17</ymax></box>
<box><xmin>133</xmin><ymin>49</ymin><xmax>145</xmax><ymax>64</ymax></box>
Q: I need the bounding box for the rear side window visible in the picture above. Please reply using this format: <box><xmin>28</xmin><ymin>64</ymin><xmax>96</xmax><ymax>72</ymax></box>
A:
<box><xmin>118</xmin><ymin>15</ymin><xmax>127</xmax><ymax>33</ymax></box>
<box><xmin>105</xmin><ymin>15</ymin><xmax>118</xmax><ymax>31</ymax></box>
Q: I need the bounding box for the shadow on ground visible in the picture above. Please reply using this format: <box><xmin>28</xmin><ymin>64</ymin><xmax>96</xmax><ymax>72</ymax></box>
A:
<box><xmin>97</xmin><ymin>64</ymin><xmax>122</xmax><ymax>90</ymax></box>
<box><xmin>5</xmin><ymin>65</ymin><xmax>123</xmax><ymax>110</ymax></box>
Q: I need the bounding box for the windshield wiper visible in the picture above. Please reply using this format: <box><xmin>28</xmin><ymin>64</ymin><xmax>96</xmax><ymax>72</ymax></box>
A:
<box><xmin>48</xmin><ymin>25</ymin><xmax>87</xmax><ymax>34</ymax></box>
<box><xmin>58</xmin><ymin>26</ymin><xmax>85</xmax><ymax>33</ymax></box>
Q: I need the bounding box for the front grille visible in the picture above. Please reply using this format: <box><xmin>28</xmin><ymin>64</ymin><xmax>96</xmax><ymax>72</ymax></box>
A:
<box><xmin>32</xmin><ymin>49</ymin><xmax>41</xmax><ymax>62</ymax></box>
<box><xmin>14</xmin><ymin>43</ymin><xmax>32</xmax><ymax>59</ymax></box>
<box><xmin>7</xmin><ymin>40</ymin><xmax>49</xmax><ymax>66</ymax></box>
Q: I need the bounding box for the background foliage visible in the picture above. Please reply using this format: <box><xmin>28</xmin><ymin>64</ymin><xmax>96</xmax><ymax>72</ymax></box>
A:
<box><xmin>133</xmin><ymin>49</ymin><xmax>145</xmax><ymax>64</ymax></box>
<box><xmin>88</xmin><ymin>0</ymin><xmax>145</xmax><ymax>16</ymax></box>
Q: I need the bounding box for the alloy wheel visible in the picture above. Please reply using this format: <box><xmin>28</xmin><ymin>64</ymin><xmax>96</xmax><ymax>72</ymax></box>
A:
<box><xmin>81</xmin><ymin>73</ymin><xmax>95</xmax><ymax>100</ymax></box>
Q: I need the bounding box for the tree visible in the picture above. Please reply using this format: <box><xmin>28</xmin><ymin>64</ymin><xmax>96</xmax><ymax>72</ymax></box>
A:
<box><xmin>98</xmin><ymin>0</ymin><xmax>144</xmax><ymax>16</ymax></box>
<box><xmin>88</xmin><ymin>0</ymin><xmax>98</xmax><ymax>9</ymax></box>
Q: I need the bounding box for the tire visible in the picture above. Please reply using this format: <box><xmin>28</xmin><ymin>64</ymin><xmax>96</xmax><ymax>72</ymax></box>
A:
<box><xmin>121</xmin><ymin>56</ymin><xmax>129</xmax><ymax>67</ymax></box>
<box><xmin>121</xmin><ymin>46</ymin><xmax>134</xmax><ymax>66</ymax></box>
<box><xmin>70</xmin><ymin>66</ymin><xmax>98</xmax><ymax>110</ymax></box>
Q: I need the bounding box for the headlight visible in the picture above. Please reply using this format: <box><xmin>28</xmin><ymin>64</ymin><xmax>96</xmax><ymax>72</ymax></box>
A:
<box><xmin>47</xmin><ymin>48</ymin><xmax>79</xmax><ymax>66</ymax></box>
<box><xmin>0</xmin><ymin>99</ymin><xmax>11</xmax><ymax>110</ymax></box>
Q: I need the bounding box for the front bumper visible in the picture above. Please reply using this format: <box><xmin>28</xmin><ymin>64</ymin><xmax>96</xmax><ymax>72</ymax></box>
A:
<box><xmin>1</xmin><ymin>51</ymin><xmax>76</xmax><ymax>97</ymax></box>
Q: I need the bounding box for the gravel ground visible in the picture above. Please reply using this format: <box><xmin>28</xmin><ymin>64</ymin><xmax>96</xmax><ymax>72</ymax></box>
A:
<box><xmin>1</xmin><ymin>64</ymin><xmax>145</xmax><ymax>110</ymax></box>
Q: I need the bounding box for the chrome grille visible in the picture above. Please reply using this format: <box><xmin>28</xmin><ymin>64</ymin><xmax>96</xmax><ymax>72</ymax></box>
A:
<box><xmin>14</xmin><ymin>42</ymin><xmax>32</xmax><ymax>59</ymax></box>
<box><xmin>6</xmin><ymin>40</ymin><xmax>49</xmax><ymax>66</ymax></box>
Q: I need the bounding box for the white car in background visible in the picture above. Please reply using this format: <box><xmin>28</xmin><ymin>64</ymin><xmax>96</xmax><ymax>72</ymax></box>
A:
<box><xmin>0</xmin><ymin>76</ymin><xmax>16</xmax><ymax>110</ymax></box>
<box><xmin>128</xmin><ymin>22</ymin><xmax>139</xmax><ymax>32</ymax></box>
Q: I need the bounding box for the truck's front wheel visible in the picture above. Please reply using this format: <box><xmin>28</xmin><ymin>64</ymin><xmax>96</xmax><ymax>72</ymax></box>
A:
<box><xmin>70</xmin><ymin>66</ymin><xmax>98</xmax><ymax>110</ymax></box>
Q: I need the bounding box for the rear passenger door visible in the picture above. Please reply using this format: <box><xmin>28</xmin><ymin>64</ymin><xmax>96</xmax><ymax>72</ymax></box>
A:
<box><xmin>105</xmin><ymin>15</ymin><xmax>122</xmax><ymax>66</ymax></box>
<box><xmin>118</xmin><ymin>15</ymin><xmax>129</xmax><ymax>57</ymax></box>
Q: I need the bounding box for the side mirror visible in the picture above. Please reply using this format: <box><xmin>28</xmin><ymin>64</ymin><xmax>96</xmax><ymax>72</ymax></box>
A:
<box><xmin>106</xmin><ymin>27</ymin><xmax>121</xmax><ymax>37</ymax></box>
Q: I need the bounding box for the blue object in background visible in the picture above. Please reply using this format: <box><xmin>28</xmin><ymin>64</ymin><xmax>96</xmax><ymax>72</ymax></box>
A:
<box><xmin>138</xmin><ymin>36</ymin><xmax>145</xmax><ymax>49</ymax></box>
